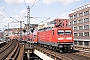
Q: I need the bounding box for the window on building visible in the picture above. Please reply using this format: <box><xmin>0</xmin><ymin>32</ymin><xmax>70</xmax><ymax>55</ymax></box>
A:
<box><xmin>79</xmin><ymin>26</ymin><xmax>83</xmax><ymax>30</ymax></box>
<box><xmin>78</xmin><ymin>19</ymin><xmax>83</xmax><ymax>23</ymax></box>
<box><xmin>84</xmin><ymin>25</ymin><xmax>89</xmax><ymax>29</ymax></box>
<box><xmin>66</xmin><ymin>24</ymin><xmax>67</xmax><ymax>26</ymax></box>
<box><xmin>70</xmin><ymin>22</ymin><xmax>71</xmax><ymax>25</ymax></box>
<box><xmin>79</xmin><ymin>33</ymin><xmax>83</xmax><ymax>36</ymax></box>
<box><xmin>63</xmin><ymin>24</ymin><xmax>64</xmax><ymax>26</ymax></box>
<box><xmin>84</xmin><ymin>12</ymin><xmax>86</xmax><ymax>15</ymax></box>
<box><xmin>84</xmin><ymin>41</ymin><xmax>89</xmax><ymax>46</ymax></box>
<box><xmin>79</xmin><ymin>13</ymin><xmax>83</xmax><ymax>17</ymax></box>
<box><xmin>84</xmin><ymin>11</ymin><xmax>89</xmax><ymax>16</ymax></box>
<box><xmin>74</xmin><ymin>27</ymin><xmax>77</xmax><ymax>30</ymax></box>
<box><xmin>70</xmin><ymin>16</ymin><xmax>73</xmax><ymax>20</ymax></box>
<box><xmin>71</xmin><ymin>27</ymin><xmax>73</xmax><ymax>30</ymax></box>
<box><xmin>86</xmin><ymin>11</ymin><xmax>89</xmax><ymax>15</ymax></box>
<box><xmin>74</xmin><ymin>41</ymin><xmax>77</xmax><ymax>45</ymax></box>
<box><xmin>74</xmin><ymin>20</ymin><xmax>77</xmax><ymax>24</ymax></box>
<box><xmin>74</xmin><ymin>14</ymin><xmax>77</xmax><ymax>18</ymax></box>
<box><xmin>84</xmin><ymin>18</ymin><xmax>89</xmax><ymax>22</ymax></box>
<box><xmin>84</xmin><ymin>32</ymin><xmax>89</xmax><ymax>36</ymax></box>
<box><xmin>70</xmin><ymin>21</ymin><xmax>73</xmax><ymax>25</ymax></box>
<box><xmin>79</xmin><ymin>41</ymin><xmax>83</xmax><ymax>45</ymax></box>
<box><xmin>74</xmin><ymin>33</ymin><xmax>78</xmax><ymax>36</ymax></box>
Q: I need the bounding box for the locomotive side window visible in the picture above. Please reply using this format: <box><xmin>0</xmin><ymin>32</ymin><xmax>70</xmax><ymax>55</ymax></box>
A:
<box><xmin>52</xmin><ymin>30</ymin><xmax>54</xmax><ymax>35</ymax></box>
<box><xmin>33</xmin><ymin>35</ymin><xmax>36</xmax><ymax>38</ymax></box>
<box><xmin>58</xmin><ymin>30</ymin><xmax>64</xmax><ymax>35</ymax></box>
<box><xmin>65</xmin><ymin>30</ymin><xmax>72</xmax><ymax>34</ymax></box>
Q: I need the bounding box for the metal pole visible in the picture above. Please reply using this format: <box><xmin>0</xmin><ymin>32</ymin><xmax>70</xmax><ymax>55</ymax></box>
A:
<box><xmin>20</xmin><ymin>21</ymin><xmax>22</xmax><ymax>41</ymax></box>
<box><xmin>27</xmin><ymin>6</ymin><xmax>32</xmax><ymax>48</ymax></box>
<box><xmin>27</xmin><ymin>6</ymin><xmax>30</xmax><ymax>35</ymax></box>
<box><xmin>20</xmin><ymin>21</ymin><xmax>24</xmax><ymax>41</ymax></box>
<box><xmin>8</xmin><ymin>23</ymin><xmax>9</xmax><ymax>39</ymax></box>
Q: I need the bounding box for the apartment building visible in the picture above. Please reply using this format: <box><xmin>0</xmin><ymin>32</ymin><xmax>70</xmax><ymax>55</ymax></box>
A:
<box><xmin>69</xmin><ymin>3</ymin><xmax>90</xmax><ymax>47</ymax></box>
<box><xmin>46</xmin><ymin>18</ymin><xmax>69</xmax><ymax>28</ymax></box>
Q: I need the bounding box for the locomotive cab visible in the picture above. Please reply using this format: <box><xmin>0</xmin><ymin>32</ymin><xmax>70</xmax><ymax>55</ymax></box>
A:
<box><xmin>56</xmin><ymin>28</ymin><xmax>74</xmax><ymax>53</ymax></box>
<box><xmin>57</xmin><ymin>29</ymin><xmax>73</xmax><ymax>42</ymax></box>
<box><xmin>38</xmin><ymin>27</ymin><xmax>74</xmax><ymax>53</ymax></box>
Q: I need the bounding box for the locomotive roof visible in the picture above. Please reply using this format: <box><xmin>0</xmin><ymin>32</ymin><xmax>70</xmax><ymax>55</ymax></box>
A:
<box><xmin>38</xmin><ymin>27</ymin><xmax>72</xmax><ymax>32</ymax></box>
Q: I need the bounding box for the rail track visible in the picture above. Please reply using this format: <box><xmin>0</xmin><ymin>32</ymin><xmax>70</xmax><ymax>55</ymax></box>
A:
<box><xmin>62</xmin><ymin>53</ymin><xmax>90</xmax><ymax>60</ymax></box>
<box><xmin>0</xmin><ymin>40</ymin><xmax>24</xmax><ymax>60</ymax></box>
<box><xmin>0</xmin><ymin>42</ymin><xmax>7</xmax><ymax>48</ymax></box>
<box><xmin>34</xmin><ymin>45</ymin><xmax>90</xmax><ymax>60</ymax></box>
<box><xmin>0</xmin><ymin>41</ymin><xmax>12</xmax><ymax>54</ymax></box>
<box><xmin>74</xmin><ymin>46</ymin><xmax>90</xmax><ymax>58</ymax></box>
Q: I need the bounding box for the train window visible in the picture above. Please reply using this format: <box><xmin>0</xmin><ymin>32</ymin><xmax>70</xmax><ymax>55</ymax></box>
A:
<box><xmin>52</xmin><ymin>30</ymin><xmax>54</xmax><ymax>35</ymax></box>
<box><xmin>33</xmin><ymin>35</ymin><xmax>36</xmax><ymax>38</ymax></box>
<box><xmin>65</xmin><ymin>30</ymin><xmax>72</xmax><ymax>34</ymax></box>
<box><xmin>57</xmin><ymin>30</ymin><xmax>64</xmax><ymax>35</ymax></box>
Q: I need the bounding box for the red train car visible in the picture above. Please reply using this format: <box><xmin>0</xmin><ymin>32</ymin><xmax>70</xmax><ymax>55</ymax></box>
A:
<box><xmin>22</xmin><ymin>35</ymin><xmax>27</xmax><ymax>41</ymax></box>
<box><xmin>10</xmin><ymin>35</ymin><xmax>15</xmax><ymax>40</ymax></box>
<box><xmin>33</xmin><ymin>31</ymin><xmax>38</xmax><ymax>43</ymax></box>
<box><xmin>10</xmin><ymin>35</ymin><xmax>18</xmax><ymax>40</ymax></box>
<box><xmin>38</xmin><ymin>27</ymin><xmax>73</xmax><ymax>53</ymax></box>
<box><xmin>28</xmin><ymin>34</ymin><xmax>33</xmax><ymax>41</ymax></box>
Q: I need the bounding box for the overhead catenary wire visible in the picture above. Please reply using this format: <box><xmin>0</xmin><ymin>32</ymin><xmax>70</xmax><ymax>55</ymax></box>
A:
<box><xmin>23</xmin><ymin>0</ymin><xmax>41</xmax><ymax>15</ymax></box>
<box><xmin>24</xmin><ymin>0</ymin><xmax>28</xmax><ymax>8</ymax></box>
<box><xmin>23</xmin><ymin>0</ymin><xmax>42</xmax><ymax>25</ymax></box>
<box><xmin>30</xmin><ymin>0</ymin><xmax>41</xmax><ymax>9</ymax></box>
<box><xmin>51</xmin><ymin>0</ymin><xmax>90</xmax><ymax>19</ymax></box>
<box><xmin>30</xmin><ymin>0</ymin><xmax>37</xmax><ymax>9</ymax></box>
<box><xmin>0</xmin><ymin>14</ymin><xmax>8</xmax><ymax>21</ymax></box>
<box><xmin>0</xmin><ymin>6</ymin><xmax>11</xmax><ymax>21</ymax></box>
<box><xmin>0</xmin><ymin>6</ymin><xmax>10</xmax><ymax>16</ymax></box>
<box><xmin>23</xmin><ymin>0</ymin><xmax>41</xmax><ymax>20</ymax></box>
<box><xmin>10</xmin><ymin>17</ymin><xmax>19</xmax><ymax>22</ymax></box>
<box><xmin>24</xmin><ymin>0</ymin><xmax>41</xmax><ymax>9</ymax></box>
<box><xmin>38</xmin><ymin>0</ymin><xmax>90</xmax><ymax>24</ymax></box>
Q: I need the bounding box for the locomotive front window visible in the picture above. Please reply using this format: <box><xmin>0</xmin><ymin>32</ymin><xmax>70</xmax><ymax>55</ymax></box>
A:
<box><xmin>65</xmin><ymin>30</ymin><xmax>72</xmax><ymax>34</ymax></box>
<box><xmin>58</xmin><ymin>30</ymin><xmax>64</xmax><ymax>35</ymax></box>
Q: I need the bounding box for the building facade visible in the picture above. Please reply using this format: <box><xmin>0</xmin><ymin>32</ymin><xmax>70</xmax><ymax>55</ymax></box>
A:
<box><xmin>3</xmin><ymin>28</ymin><xmax>24</xmax><ymax>40</ymax></box>
<box><xmin>24</xmin><ymin>24</ymin><xmax>38</xmax><ymax>33</ymax></box>
<box><xmin>47</xmin><ymin>18</ymin><xmax>69</xmax><ymax>28</ymax></box>
<box><xmin>69</xmin><ymin>3</ymin><xmax>90</xmax><ymax>47</ymax></box>
<box><xmin>0</xmin><ymin>32</ymin><xmax>3</xmax><ymax>39</ymax></box>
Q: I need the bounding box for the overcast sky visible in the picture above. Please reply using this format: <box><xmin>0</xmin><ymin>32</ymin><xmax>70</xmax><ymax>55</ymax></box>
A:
<box><xmin>0</xmin><ymin>0</ymin><xmax>90</xmax><ymax>30</ymax></box>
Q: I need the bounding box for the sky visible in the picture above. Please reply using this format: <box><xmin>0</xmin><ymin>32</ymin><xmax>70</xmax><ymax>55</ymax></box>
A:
<box><xmin>0</xmin><ymin>0</ymin><xmax>90</xmax><ymax>31</ymax></box>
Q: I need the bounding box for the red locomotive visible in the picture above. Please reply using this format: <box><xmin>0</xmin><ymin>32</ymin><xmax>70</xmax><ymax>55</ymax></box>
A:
<box><xmin>37</xmin><ymin>27</ymin><xmax>73</xmax><ymax>53</ymax></box>
<box><xmin>33</xmin><ymin>31</ymin><xmax>38</xmax><ymax>44</ymax></box>
<box><xmin>9</xmin><ymin>18</ymin><xmax>74</xmax><ymax>53</ymax></box>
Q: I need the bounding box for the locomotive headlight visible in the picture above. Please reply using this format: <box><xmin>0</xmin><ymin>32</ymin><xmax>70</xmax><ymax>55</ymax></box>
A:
<box><xmin>59</xmin><ymin>45</ymin><xmax>63</xmax><ymax>47</ymax></box>
<box><xmin>70</xmin><ymin>45</ymin><xmax>73</xmax><ymax>49</ymax></box>
<box><xmin>58</xmin><ymin>38</ymin><xmax>64</xmax><ymax>40</ymax></box>
<box><xmin>66</xmin><ymin>37</ymin><xmax>72</xmax><ymax>40</ymax></box>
